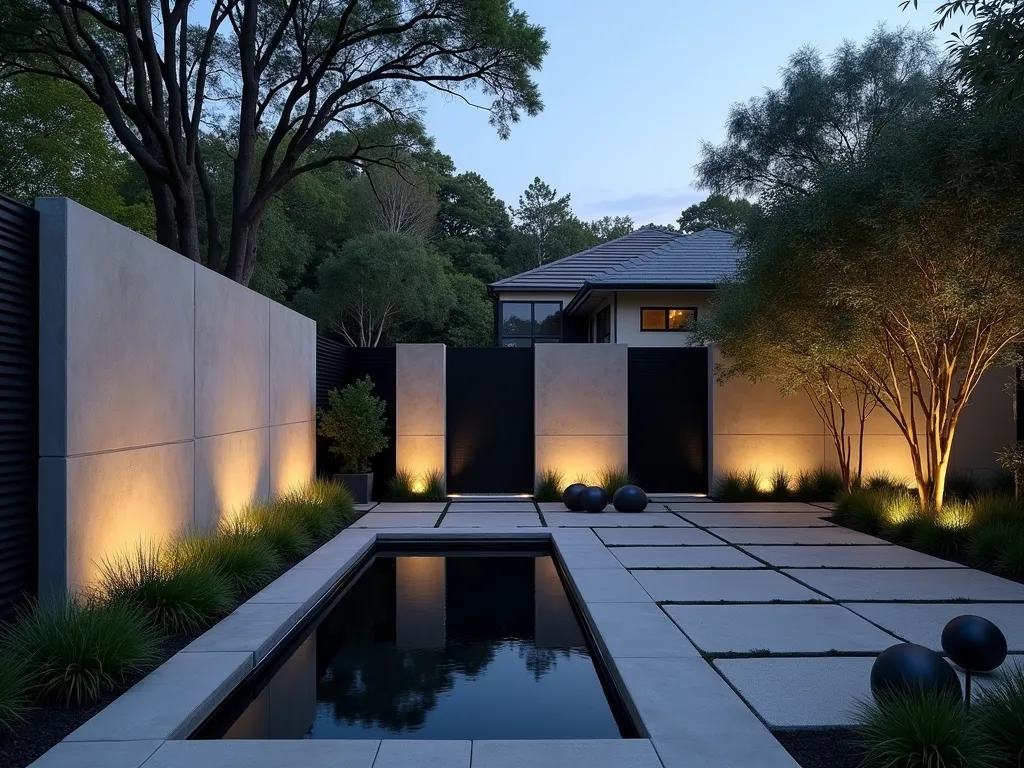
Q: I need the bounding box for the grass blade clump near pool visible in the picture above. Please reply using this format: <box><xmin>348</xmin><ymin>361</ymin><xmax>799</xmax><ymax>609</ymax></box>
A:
<box><xmin>597</xmin><ymin>466</ymin><xmax>633</xmax><ymax>496</ymax></box>
<box><xmin>974</xmin><ymin>663</ymin><xmax>1024</xmax><ymax>768</ymax></box>
<box><xmin>97</xmin><ymin>542</ymin><xmax>234</xmax><ymax>634</ymax></box>
<box><xmin>276</xmin><ymin>491</ymin><xmax>336</xmax><ymax>543</ymax></box>
<box><xmin>769</xmin><ymin>467</ymin><xmax>791</xmax><ymax>500</ymax></box>
<box><xmin>853</xmin><ymin>689</ymin><xmax>995</xmax><ymax>768</ymax></box>
<box><xmin>171</xmin><ymin>530</ymin><xmax>280</xmax><ymax>596</ymax></box>
<box><xmin>387</xmin><ymin>469</ymin><xmax>416</xmax><ymax>501</ymax></box>
<box><xmin>225</xmin><ymin>500</ymin><xmax>313</xmax><ymax>561</ymax></box>
<box><xmin>421</xmin><ymin>469</ymin><xmax>446</xmax><ymax>502</ymax></box>
<box><xmin>4</xmin><ymin>599</ymin><xmax>159</xmax><ymax>706</ymax></box>
<box><xmin>0</xmin><ymin>653</ymin><xmax>31</xmax><ymax>730</ymax></box>
<box><xmin>304</xmin><ymin>478</ymin><xmax>356</xmax><ymax>529</ymax></box>
<box><xmin>714</xmin><ymin>470</ymin><xmax>746</xmax><ymax>501</ymax></box>
<box><xmin>535</xmin><ymin>468</ymin><xmax>564</xmax><ymax>502</ymax></box>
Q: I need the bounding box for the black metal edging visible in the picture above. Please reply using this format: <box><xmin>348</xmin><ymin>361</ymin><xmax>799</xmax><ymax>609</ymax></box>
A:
<box><xmin>190</xmin><ymin>535</ymin><xmax>643</xmax><ymax>740</ymax></box>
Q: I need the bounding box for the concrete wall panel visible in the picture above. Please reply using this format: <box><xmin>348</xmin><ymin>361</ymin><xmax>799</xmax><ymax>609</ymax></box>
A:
<box><xmin>395</xmin><ymin>344</ymin><xmax>446</xmax><ymax>481</ymax></box>
<box><xmin>270</xmin><ymin>302</ymin><xmax>316</xmax><ymax>426</ymax></box>
<box><xmin>269</xmin><ymin>421</ymin><xmax>316</xmax><ymax>497</ymax></box>
<box><xmin>612</xmin><ymin>291</ymin><xmax>713</xmax><ymax>348</ymax></box>
<box><xmin>65</xmin><ymin>442</ymin><xmax>195</xmax><ymax>593</ymax></box>
<box><xmin>535</xmin><ymin>343</ymin><xmax>627</xmax><ymax>436</ymax></box>
<box><xmin>950</xmin><ymin>367</ymin><xmax>1015</xmax><ymax>478</ymax></box>
<box><xmin>48</xmin><ymin>199</ymin><xmax>196</xmax><ymax>455</ymax></box>
<box><xmin>195</xmin><ymin>268</ymin><xmax>270</xmax><ymax>437</ymax></box>
<box><xmin>535</xmin><ymin>435</ymin><xmax>628</xmax><ymax>486</ymax></box>
<box><xmin>194</xmin><ymin>428</ymin><xmax>271</xmax><ymax>531</ymax></box>
<box><xmin>395</xmin><ymin>435</ymin><xmax>445</xmax><ymax>480</ymax></box>
<box><xmin>713</xmin><ymin>434</ymin><xmax>828</xmax><ymax>483</ymax></box>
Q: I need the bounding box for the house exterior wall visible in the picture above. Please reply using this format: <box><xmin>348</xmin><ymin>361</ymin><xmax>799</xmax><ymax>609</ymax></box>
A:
<box><xmin>534</xmin><ymin>343</ymin><xmax>628</xmax><ymax>485</ymax></box>
<box><xmin>37</xmin><ymin>198</ymin><xmax>316</xmax><ymax>596</ymax></box>
<box><xmin>612</xmin><ymin>291</ymin><xmax>714</xmax><ymax>348</ymax></box>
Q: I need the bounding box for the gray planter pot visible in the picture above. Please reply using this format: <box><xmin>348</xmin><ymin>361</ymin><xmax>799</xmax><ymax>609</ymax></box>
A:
<box><xmin>334</xmin><ymin>472</ymin><xmax>374</xmax><ymax>504</ymax></box>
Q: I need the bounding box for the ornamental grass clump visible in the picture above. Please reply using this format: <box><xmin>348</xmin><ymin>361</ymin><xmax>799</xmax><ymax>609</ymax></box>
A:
<box><xmin>97</xmin><ymin>543</ymin><xmax>233</xmax><ymax>634</ymax></box>
<box><xmin>0</xmin><ymin>653</ymin><xmax>31</xmax><ymax>730</ymax></box>
<box><xmin>387</xmin><ymin>469</ymin><xmax>416</xmax><ymax>501</ymax></box>
<box><xmin>535</xmin><ymin>468</ymin><xmax>564</xmax><ymax>502</ymax></box>
<box><xmin>835</xmin><ymin>489</ymin><xmax>889</xmax><ymax>535</ymax></box>
<box><xmin>966</xmin><ymin>521</ymin><xmax>1015</xmax><ymax>570</ymax></box>
<box><xmin>853</xmin><ymin>689</ymin><xmax>995</xmax><ymax>768</ymax></box>
<box><xmin>421</xmin><ymin>469</ymin><xmax>446</xmax><ymax>502</ymax></box>
<box><xmin>993</xmin><ymin>528</ymin><xmax>1024</xmax><ymax>580</ymax></box>
<box><xmin>225</xmin><ymin>500</ymin><xmax>313</xmax><ymax>561</ymax></box>
<box><xmin>171</xmin><ymin>531</ymin><xmax>280</xmax><ymax>596</ymax></box>
<box><xmin>597</xmin><ymin>466</ymin><xmax>634</xmax><ymax>496</ymax></box>
<box><xmin>911</xmin><ymin>501</ymin><xmax>973</xmax><ymax>558</ymax></box>
<box><xmin>276</xmin><ymin>491</ymin><xmax>336</xmax><ymax>543</ymax></box>
<box><xmin>768</xmin><ymin>467</ymin><xmax>791</xmax><ymax>500</ymax></box>
<box><xmin>4</xmin><ymin>599</ymin><xmax>159</xmax><ymax>706</ymax></box>
<box><xmin>974</xmin><ymin>663</ymin><xmax>1024</xmax><ymax>768</ymax></box>
<box><xmin>713</xmin><ymin>470</ymin><xmax>746</xmax><ymax>501</ymax></box>
<box><xmin>304</xmin><ymin>478</ymin><xmax>356</xmax><ymax>525</ymax></box>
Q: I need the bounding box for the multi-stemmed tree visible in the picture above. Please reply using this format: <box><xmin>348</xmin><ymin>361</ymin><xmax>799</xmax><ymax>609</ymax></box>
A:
<box><xmin>0</xmin><ymin>0</ymin><xmax>547</xmax><ymax>285</ymax></box>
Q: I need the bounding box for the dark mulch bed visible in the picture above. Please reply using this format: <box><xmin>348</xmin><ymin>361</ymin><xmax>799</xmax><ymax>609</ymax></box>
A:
<box><xmin>0</xmin><ymin>634</ymin><xmax>192</xmax><ymax>768</ymax></box>
<box><xmin>773</xmin><ymin>728</ymin><xmax>862</xmax><ymax>768</ymax></box>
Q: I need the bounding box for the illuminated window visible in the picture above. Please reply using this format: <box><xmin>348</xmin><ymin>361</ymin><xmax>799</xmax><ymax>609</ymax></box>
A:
<box><xmin>640</xmin><ymin>307</ymin><xmax>696</xmax><ymax>332</ymax></box>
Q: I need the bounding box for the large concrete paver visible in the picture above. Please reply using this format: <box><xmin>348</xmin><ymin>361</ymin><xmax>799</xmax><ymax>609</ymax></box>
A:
<box><xmin>613</xmin><ymin>546</ymin><xmax>762</xmax><ymax>569</ymax></box>
<box><xmin>565</xmin><ymin>568</ymin><xmax>653</xmax><ymax>603</ymax></box>
<box><xmin>549</xmin><ymin>527</ymin><xmax>603</xmax><ymax>547</ymax></box>
<box><xmin>247</xmin><ymin>566</ymin><xmax>341</xmax><ymax>609</ymax></box>
<box><xmin>785</xmin><ymin>567</ymin><xmax>1024</xmax><ymax>602</ymax></box>
<box><xmin>585</xmin><ymin>602</ymin><xmax>700</xmax><ymax>658</ymax></box>
<box><xmin>65</xmin><ymin>652</ymin><xmax>252</xmax><ymax>741</ymax></box>
<box><xmin>616</xmin><ymin>657</ymin><xmax>799</xmax><ymax>768</ymax></box>
<box><xmin>596</xmin><ymin>527</ymin><xmax>724</xmax><ymax>546</ymax></box>
<box><xmin>681</xmin><ymin>512</ymin><xmax>833</xmax><ymax>527</ymax></box>
<box><xmin>715</xmin><ymin>657</ymin><xmax>875</xmax><ymax>727</ymax></box>
<box><xmin>371</xmin><ymin>502</ymin><xmax>447</xmax><ymax>512</ymax></box>
<box><xmin>665</xmin><ymin>603</ymin><xmax>900</xmax><ymax>653</ymax></box>
<box><xmin>555</xmin><ymin>545</ymin><xmax>624</xmax><ymax>569</ymax></box>
<box><xmin>141</xmin><ymin>740</ymin><xmax>381</xmax><ymax>767</ymax></box>
<box><xmin>845</xmin><ymin>602</ymin><xmax>1024</xmax><ymax>651</ymax></box>
<box><xmin>354</xmin><ymin>512</ymin><xmax>440</xmax><ymax>528</ymax></box>
<box><xmin>711</xmin><ymin>526</ymin><xmax>885</xmax><ymax>545</ymax></box>
<box><xmin>182</xmin><ymin>601</ymin><xmax>304</xmax><ymax>663</ymax></box>
<box><xmin>545</xmin><ymin>512</ymin><xmax>690</xmax><ymax>527</ymax></box>
<box><xmin>743</xmin><ymin>545</ymin><xmax>963</xmax><ymax>569</ymax></box>
<box><xmin>374</xmin><ymin>740</ymin><xmax>470</xmax><ymax>768</ymax></box>
<box><xmin>470</xmin><ymin>740</ymin><xmax>662</xmax><ymax>768</ymax></box>
<box><xmin>27</xmin><ymin>741</ymin><xmax>162</xmax><ymax>768</ymax></box>
<box><xmin>633</xmin><ymin>569</ymin><xmax>823</xmax><ymax>603</ymax></box>
<box><xmin>447</xmin><ymin>502</ymin><xmax>536</xmax><ymax>512</ymax></box>
<box><xmin>665</xmin><ymin>502</ymin><xmax>821</xmax><ymax>512</ymax></box>
<box><xmin>438</xmin><ymin>512</ymin><xmax>541</xmax><ymax>527</ymax></box>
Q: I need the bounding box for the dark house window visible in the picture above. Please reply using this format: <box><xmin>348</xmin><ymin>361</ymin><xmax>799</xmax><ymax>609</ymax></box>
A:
<box><xmin>640</xmin><ymin>307</ymin><xmax>696</xmax><ymax>332</ymax></box>
<box><xmin>499</xmin><ymin>301</ymin><xmax>562</xmax><ymax>347</ymax></box>
<box><xmin>595</xmin><ymin>305</ymin><xmax>611</xmax><ymax>343</ymax></box>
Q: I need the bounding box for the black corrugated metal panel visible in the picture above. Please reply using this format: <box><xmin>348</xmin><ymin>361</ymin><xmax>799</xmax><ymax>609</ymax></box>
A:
<box><xmin>0</xmin><ymin>194</ymin><xmax>39</xmax><ymax>618</ymax></box>
<box><xmin>446</xmin><ymin>348</ymin><xmax>534</xmax><ymax>494</ymax></box>
<box><xmin>628</xmin><ymin>347</ymin><xmax>708</xmax><ymax>494</ymax></box>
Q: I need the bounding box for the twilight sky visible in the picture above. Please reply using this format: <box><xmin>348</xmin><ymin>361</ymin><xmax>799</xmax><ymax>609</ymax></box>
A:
<box><xmin>421</xmin><ymin>0</ymin><xmax>936</xmax><ymax>226</ymax></box>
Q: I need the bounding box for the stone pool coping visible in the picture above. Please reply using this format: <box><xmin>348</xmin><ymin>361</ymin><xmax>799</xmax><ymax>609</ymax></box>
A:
<box><xmin>32</xmin><ymin>523</ymin><xmax>800</xmax><ymax>768</ymax></box>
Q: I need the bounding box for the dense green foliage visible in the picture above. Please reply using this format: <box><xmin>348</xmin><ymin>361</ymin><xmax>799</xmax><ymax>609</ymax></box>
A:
<box><xmin>535</xmin><ymin>468</ymin><xmax>565</xmax><ymax>502</ymax></box>
<box><xmin>317</xmin><ymin>377</ymin><xmax>389</xmax><ymax>473</ymax></box>
<box><xmin>676</xmin><ymin>195</ymin><xmax>756</xmax><ymax>234</ymax></box>
<box><xmin>854</xmin><ymin>689</ymin><xmax>995</xmax><ymax>768</ymax></box>
<box><xmin>171</xmin><ymin>532</ymin><xmax>281</xmax><ymax>596</ymax></box>
<box><xmin>3</xmin><ymin>599</ymin><xmax>159</xmax><ymax>706</ymax></box>
<box><xmin>713</xmin><ymin>467</ymin><xmax>843</xmax><ymax>502</ymax></box>
<box><xmin>975</xmin><ymin>663</ymin><xmax>1024</xmax><ymax>766</ymax></box>
<box><xmin>0</xmin><ymin>654</ymin><xmax>30</xmax><ymax>730</ymax></box>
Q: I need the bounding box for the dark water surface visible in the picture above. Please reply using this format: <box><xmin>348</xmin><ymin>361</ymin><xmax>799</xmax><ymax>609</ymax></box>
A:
<box><xmin>216</xmin><ymin>552</ymin><xmax>624</xmax><ymax>740</ymax></box>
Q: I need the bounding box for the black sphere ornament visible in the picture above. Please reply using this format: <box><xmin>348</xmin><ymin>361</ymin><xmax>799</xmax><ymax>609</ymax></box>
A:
<box><xmin>870</xmin><ymin>643</ymin><xmax>962</xmax><ymax>702</ymax></box>
<box><xmin>941</xmin><ymin>615</ymin><xmax>1007</xmax><ymax>674</ymax></box>
<box><xmin>580</xmin><ymin>485</ymin><xmax>609</xmax><ymax>513</ymax></box>
<box><xmin>612</xmin><ymin>485</ymin><xmax>649</xmax><ymax>512</ymax></box>
<box><xmin>562</xmin><ymin>483</ymin><xmax>587</xmax><ymax>512</ymax></box>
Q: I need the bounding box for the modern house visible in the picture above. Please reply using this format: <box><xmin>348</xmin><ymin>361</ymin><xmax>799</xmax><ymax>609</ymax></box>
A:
<box><xmin>488</xmin><ymin>227</ymin><xmax>739</xmax><ymax>347</ymax></box>
<box><xmin>485</xmin><ymin>228</ymin><xmax>1014</xmax><ymax>493</ymax></box>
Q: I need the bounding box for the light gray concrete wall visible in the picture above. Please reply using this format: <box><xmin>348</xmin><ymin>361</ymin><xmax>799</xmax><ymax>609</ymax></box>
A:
<box><xmin>535</xmin><ymin>343</ymin><xmax>628</xmax><ymax>486</ymax></box>
<box><xmin>395</xmin><ymin>343</ymin><xmax>446</xmax><ymax>487</ymax></box>
<box><xmin>37</xmin><ymin>199</ymin><xmax>316</xmax><ymax>595</ymax></box>
<box><xmin>611</xmin><ymin>291</ymin><xmax>714</xmax><ymax>348</ymax></box>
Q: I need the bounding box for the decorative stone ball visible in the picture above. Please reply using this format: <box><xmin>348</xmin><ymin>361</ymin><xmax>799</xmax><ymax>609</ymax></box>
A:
<box><xmin>562</xmin><ymin>483</ymin><xmax>587</xmax><ymax>512</ymax></box>
<box><xmin>580</xmin><ymin>485</ymin><xmax>609</xmax><ymax>513</ymax></box>
<box><xmin>870</xmin><ymin>643</ymin><xmax>962</xmax><ymax>702</ymax></box>
<box><xmin>941</xmin><ymin>615</ymin><xmax>1008</xmax><ymax>673</ymax></box>
<box><xmin>612</xmin><ymin>485</ymin><xmax>649</xmax><ymax>512</ymax></box>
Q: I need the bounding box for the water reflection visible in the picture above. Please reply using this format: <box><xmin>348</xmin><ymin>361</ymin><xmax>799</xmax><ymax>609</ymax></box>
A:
<box><xmin>219</xmin><ymin>553</ymin><xmax>621</xmax><ymax>740</ymax></box>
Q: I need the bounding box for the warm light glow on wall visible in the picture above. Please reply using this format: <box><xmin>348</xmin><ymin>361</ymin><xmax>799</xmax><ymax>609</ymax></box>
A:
<box><xmin>535</xmin><ymin>436</ymin><xmax>626</xmax><ymax>490</ymax></box>
<box><xmin>202</xmin><ymin>430</ymin><xmax>268</xmax><ymax>528</ymax></box>
<box><xmin>271</xmin><ymin>423</ymin><xmax>316</xmax><ymax>496</ymax></box>
<box><xmin>395</xmin><ymin>435</ymin><xmax>445</xmax><ymax>486</ymax></box>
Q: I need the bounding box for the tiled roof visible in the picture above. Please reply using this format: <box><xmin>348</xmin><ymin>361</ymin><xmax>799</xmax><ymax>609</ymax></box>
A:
<box><xmin>489</xmin><ymin>228</ymin><xmax>683</xmax><ymax>291</ymax></box>
<box><xmin>587</xmin><ymin>228</ymin><xmax>743</xmax><ymax>287</ymax></box>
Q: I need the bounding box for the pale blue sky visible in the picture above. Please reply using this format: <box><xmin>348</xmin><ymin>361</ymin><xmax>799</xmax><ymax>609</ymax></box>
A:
<box><xmin>421</xmin><ymin>0</ymin><xmax>936</xmax><ymax>226</ymax></box>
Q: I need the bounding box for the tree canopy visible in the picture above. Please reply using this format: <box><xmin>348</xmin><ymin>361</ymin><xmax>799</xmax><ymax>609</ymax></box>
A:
<box><xmin>677</xmin><ymin>195</ymin><xmax>757</xmax><ymax>234</ymax></box>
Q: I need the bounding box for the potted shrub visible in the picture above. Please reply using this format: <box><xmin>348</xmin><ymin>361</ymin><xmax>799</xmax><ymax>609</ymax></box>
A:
<box><xmin>317</xmin><ymin>375</ymin><xmax>388</xmax><ymax>503</ymax></box>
